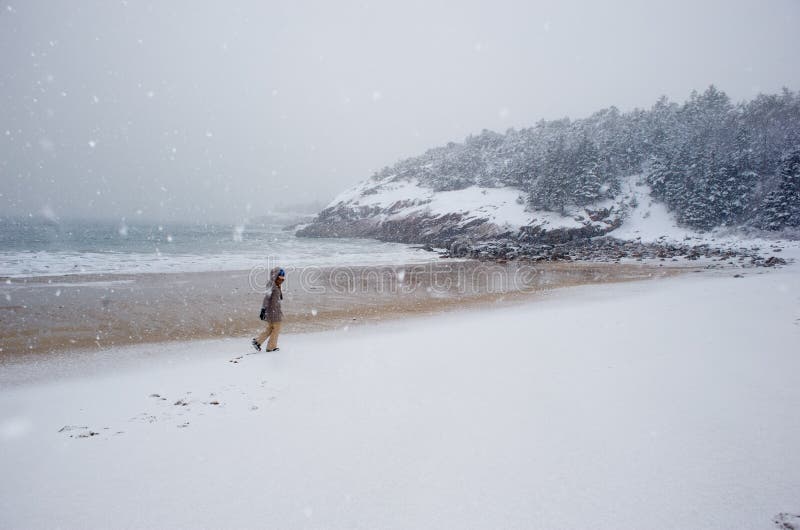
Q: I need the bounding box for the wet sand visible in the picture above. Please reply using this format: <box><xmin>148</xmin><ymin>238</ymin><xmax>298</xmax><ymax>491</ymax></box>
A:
<box><xmin>0</xmin><ymin>260</ymin><xmax>688</xmax><ymax>360</ymax></box>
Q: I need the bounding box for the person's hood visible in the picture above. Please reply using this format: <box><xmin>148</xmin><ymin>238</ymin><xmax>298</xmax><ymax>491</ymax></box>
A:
<box><xmin>265</xmin><ymin>266</ymin><xmax>284</xmax><ymax>293</ymax></box>
<box><xmin>269</xmin><ymin>266</ymin><xmax>283</xmax><ymax>283</ymax></box>
<box><xmin>262</xmin><ymin>266</ymin><xmax>284</xmax><ymax>306</ymax></box>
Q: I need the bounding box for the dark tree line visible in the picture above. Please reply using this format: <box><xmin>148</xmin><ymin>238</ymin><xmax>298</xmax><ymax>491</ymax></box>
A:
<box><xmin>370</xmin><ymin>86</ymin><xmax>800</xmax><ymax>231</ymax></box>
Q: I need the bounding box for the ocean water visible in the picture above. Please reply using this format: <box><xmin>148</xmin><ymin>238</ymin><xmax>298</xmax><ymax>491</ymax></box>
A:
<box><xmin>0</xmin><ymin>217</ymin><xmax>438</xmax><ymax>278</ymax></box>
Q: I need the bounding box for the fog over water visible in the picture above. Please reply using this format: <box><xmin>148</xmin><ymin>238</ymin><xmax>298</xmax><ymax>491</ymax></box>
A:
<box><xmin>1</xmin><ymin>0</ymin><xmax>799</xmax><ymax>223</ymax></box>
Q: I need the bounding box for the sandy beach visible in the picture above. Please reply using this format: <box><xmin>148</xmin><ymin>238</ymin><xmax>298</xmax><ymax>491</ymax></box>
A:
<box><xmin>0</xmin><ymin>260</ymin><xmax>685</xmax><ymax>361</ymax></box>
<box><xmin>0</xmin><ymin>257</ymin><xmax>798</xmax><ymax>529</ymax></box>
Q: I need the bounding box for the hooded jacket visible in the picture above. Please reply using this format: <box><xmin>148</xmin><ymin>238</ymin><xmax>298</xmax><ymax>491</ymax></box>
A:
<box><xmin>261</xmin><ymin>266</ymin><xmax>284</xmax><ymax>322</ymax></box>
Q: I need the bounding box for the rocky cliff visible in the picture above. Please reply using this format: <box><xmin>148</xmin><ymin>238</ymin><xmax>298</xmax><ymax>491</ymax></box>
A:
<box><xmin>296</xmin><ymin>174</ymin><xmax>670</xmax><ymax>249</ymax></box>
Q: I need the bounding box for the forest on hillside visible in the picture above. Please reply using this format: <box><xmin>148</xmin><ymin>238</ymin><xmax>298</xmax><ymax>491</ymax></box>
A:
<box><xmin>370</xmin><ymin>87</ymin><xmax>800</xmax><ymax>231</ymax></box>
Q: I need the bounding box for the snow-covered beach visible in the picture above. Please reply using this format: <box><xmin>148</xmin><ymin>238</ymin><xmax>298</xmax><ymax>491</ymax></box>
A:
<box><xmin>4</xmin><ymin>1</ymin><xmax>800</xmax><ymax>528</ymax></box>
<box><xmin>2</xmin><ymin>252</ymin><xmax>798</xmax><ymax>529</ymax></box>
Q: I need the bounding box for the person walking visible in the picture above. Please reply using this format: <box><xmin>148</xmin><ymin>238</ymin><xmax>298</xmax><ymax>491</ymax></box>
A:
<box><xmin>252</xmin><ymin>266</ymin><xmax>285</xmax><ymax>352</ymax></box>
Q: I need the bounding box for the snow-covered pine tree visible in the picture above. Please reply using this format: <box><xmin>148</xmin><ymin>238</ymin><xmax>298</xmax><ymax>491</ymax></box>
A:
<box><xmin>349</xmin><ymin>86</ymin><xmax>799</xmax><ymax>230</ymax></box>
<box><xmin>573</xmin><ymin>134</ymin><xmax>603</xmax><ymax>205</ymax></box>
<box><xmin>759</xmin><ymin>148</ymin><xmax>800</xmax><ymax>229</ymax></box>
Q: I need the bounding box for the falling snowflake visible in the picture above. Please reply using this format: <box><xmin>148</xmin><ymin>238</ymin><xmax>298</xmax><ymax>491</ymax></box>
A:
<box><xmin>232</xmin><ymin>225</ymin><xmax>245</xmax><ymax>242</ymax></box>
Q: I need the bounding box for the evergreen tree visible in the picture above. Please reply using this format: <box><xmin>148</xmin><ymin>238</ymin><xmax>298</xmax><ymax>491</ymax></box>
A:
<box><xmin>573</xmin><ymin>135</ymin><xmax>603</xmax><ymax>205</ymax></box>
<box><xmin>368</xmin><ymin>86</ymin><xmax>800</xmax><ymax>230</ymax></box>
<box><xmin>759</xmin><ymin>148</ymin><xmax>800</xmax><ymax>229</ymax></box>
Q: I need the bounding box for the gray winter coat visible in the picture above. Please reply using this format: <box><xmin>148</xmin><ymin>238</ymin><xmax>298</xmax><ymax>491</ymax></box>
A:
<box><xmin>261</xmin><ymin>267</ymin><xmax>284</xmax><ymax>322</ymax></box>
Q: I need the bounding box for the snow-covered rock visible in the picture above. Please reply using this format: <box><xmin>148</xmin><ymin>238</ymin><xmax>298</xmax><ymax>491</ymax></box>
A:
<box><xmin>297</xmin><ymin>173</ymin><xmax>697</xmax><ymax>247</ymax></box>
<box><xmin>298</xmin><ymin>176</ymin><xmax>622</xmax><ymax>245</ymax></box>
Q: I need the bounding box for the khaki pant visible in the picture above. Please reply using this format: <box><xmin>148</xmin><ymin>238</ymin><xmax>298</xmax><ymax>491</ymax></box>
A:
<box><xmin>256</xmin><ymin>321</ymin><xmax>282</xmax><ymax>350</ymax></box>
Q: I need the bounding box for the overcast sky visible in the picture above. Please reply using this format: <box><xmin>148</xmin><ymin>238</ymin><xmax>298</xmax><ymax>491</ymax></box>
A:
<box><xmin>1</xmin><ymin>0</ymin><xmax>799</xmax><ymax>223</ymax></box>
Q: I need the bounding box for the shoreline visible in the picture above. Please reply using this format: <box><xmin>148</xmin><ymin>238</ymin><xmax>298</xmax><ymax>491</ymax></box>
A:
<box><xmin>1</xmin><ymin>259</ymin><xmax>797</xmax><ymax>528</ymax></box>
<box><xmin>0</xmin><ymin>260</ymin><xmax>693</xmax><ymax>363</ymax></box>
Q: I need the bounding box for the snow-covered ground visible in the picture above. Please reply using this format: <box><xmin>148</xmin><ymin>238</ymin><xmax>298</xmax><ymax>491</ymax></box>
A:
<box><xmin>321</xmin><ymin>173</ymin><xmax>777</xmax><ymax>247</ymax></box>
<box><xmin>327</xmin><ymin>176</ymin><xmax>591</xmax><ymax>232</ymax></box>
<box><xmin>1</xmin><ymin>258</ymin><xmax>799</xmax><ymax>529</ymax></box>
<box><xmin>320</xmin><ymin>171</ymin><xmax>768</xmax><ymax>246</ymax></box>
<box><xmin>609</xmin><ymin>175</ymin><xmax>699</xmax><ymax>242</ymax></box>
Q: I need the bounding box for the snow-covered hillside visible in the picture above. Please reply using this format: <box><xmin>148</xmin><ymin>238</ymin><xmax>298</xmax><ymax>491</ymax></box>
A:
<box><xmin>328</xmin><ymin>174</ymin><xmax>587</xmax><ymax>231</ymax></box>
<box><xmin>297</xmin><ymin>173</ymin><xmax>704</xmax><ymax>248</ymax></box>
<box><xmin>609</xmin><ymin>175</ymin><xmax>703</xmax><ymax>243</ymax></box>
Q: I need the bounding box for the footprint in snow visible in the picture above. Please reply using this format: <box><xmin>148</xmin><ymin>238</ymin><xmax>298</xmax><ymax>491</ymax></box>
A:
<box><xmin>774</xmin><ymin>512</ymin><xmax>800</xmax><ymax>530</ymax></box>
<box><xmin>130</xmin><ymin>413</ymin><xmax>158</xmax><ymax>424</ymax></box>
<box><xmin>58</xmin><ymin>425</ymin><xmax>102</xmax><ymax>439</ymax></box>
